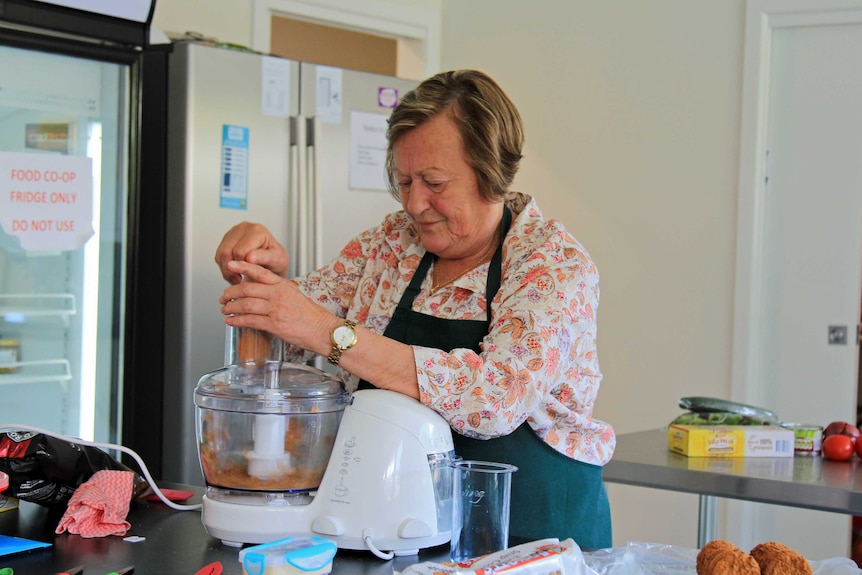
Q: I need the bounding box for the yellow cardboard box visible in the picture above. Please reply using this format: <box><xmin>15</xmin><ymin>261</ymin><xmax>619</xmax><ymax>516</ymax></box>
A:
<box><xmin>667</xmin><ymin>424</ymin><xmax>795</xmax><ymax>457</ymax></box>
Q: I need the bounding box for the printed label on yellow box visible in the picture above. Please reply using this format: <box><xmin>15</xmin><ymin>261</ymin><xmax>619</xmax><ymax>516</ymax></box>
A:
<box><xmin>667</xmin><ymin>425</ymin><xmax>794</xmax><ymax>457</ymax></box>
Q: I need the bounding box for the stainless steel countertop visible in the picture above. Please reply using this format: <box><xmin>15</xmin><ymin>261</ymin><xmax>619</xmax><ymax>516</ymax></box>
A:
<box><xmin>603</xmin><ymin>428</ymin><xmax>862</xmax><ymax>515</ymax></box>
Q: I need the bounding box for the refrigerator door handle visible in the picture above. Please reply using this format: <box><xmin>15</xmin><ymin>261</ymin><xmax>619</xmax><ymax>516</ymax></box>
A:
<box><xmin>288</xmin><ymin>116</ymin><xmax>299</xmax><ymax>279</ymax></box>
<box><xmin>291</xmin><ymin>115</ymin><xmax>309</xmax><ymax>277</ymax></box>
<box><xmin>306</xmin><ymin>115</ymin><xmax>327</xmax><ymax>371</ymax></box>
<box><xmin>307</xmin><ymin>116</ymin><xmax>323</xmax><ymax>271</ymax></box>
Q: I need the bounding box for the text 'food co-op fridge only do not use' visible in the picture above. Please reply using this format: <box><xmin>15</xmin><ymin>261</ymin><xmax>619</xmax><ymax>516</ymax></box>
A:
<box><xmin>162</xmin><ymin>40</ymin><xmax>418</xmax><ymax>485</ymax></box>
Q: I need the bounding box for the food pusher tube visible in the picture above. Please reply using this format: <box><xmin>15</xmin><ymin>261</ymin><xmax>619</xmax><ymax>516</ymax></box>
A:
<box><xmin>224</xmin><ymin>325</ymin><xmax>290</xmax><ymax>479</ymax></box>
<box><xmin>249</xmin><ymin>350</ymin><xmax>288</xmax><ymax>479</ymax></box>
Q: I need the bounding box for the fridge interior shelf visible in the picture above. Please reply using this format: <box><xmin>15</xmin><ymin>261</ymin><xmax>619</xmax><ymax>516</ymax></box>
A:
<box><xmin>0</xmin><ymin>295</ymin><xmax>77</xmax><ymax>326</ymax></box>
<box><xmin>0</xmin><ymin>359</ymin><xmax>72</xmax><ymax>388</ymax></box>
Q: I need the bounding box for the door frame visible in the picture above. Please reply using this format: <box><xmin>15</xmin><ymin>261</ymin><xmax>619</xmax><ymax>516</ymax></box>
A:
<box><xmin>731</xmin><ymin>0</ymin><xmax>862</xmax><ymax>404</ymax></box>
<box><xmin>250</xmin><ymin>0</ymin><xmax>441</xmax><ymax>77</ymax></box>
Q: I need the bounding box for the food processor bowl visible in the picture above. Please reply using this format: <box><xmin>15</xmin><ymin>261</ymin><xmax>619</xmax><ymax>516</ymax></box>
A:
<box><xmin>195</xmin><ymin>361</ymin><xmax>348</xmax><ymax>499</ymax></box>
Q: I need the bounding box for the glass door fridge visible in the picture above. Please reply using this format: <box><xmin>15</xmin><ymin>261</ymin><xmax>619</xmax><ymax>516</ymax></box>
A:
<box><xmin>0</xmin><ymin>2</ymin><xmax>169</xmax><ymax>476</ymax></box>
<box><xmin>0</xmin><ymin>41</ymin><xmax>128</xmax><ymax>442</ymax></box>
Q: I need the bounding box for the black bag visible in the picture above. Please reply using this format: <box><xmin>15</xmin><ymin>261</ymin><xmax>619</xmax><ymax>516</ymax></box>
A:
<box><xmin>0</xmin><ymin>430</ymin><xmax>148</xmax><ymax>507</ymax></box>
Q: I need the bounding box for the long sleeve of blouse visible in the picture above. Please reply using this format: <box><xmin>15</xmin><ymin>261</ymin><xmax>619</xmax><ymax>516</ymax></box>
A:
<box><xmin>291</xmin><ymin>193</ymin><xmax>615</xmax><ymax>466</ymax></box>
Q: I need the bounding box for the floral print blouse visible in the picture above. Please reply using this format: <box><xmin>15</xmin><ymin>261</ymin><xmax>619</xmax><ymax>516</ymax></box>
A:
<box><xmin>290</xmin><ymin>192</ymin><xmax>615</xmax><ymax>466</ymax></box>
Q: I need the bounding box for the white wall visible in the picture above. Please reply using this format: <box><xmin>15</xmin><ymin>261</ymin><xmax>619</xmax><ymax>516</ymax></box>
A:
<box><xmin>152</xmin><ymin>0</ymin><xmax>253</xmax><ymax>47</ymax></box>
<box><xmin>438</xmin><ymin>0</ymin><xmax>745</xmax><ymax>550</ymax></box>
<box><xmin>152</xmin><ymin>0</ymin><xmax>747</xmax><ymax>551</ymax></box>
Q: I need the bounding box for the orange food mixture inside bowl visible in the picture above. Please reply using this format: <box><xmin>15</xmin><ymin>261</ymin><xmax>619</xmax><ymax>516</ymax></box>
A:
<box><xmin>199</xmin><ymin>412</ymin><xmax>335</xmax><ymax>491</ymax></box>
<box><xmin>200</xmin><ymin>446</ymin><xmax>328</xmax><ymax>491</ymax></box>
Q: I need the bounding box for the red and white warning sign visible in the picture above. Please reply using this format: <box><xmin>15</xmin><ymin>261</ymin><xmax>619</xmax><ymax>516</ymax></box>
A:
<box><xmin>0</xmin><ymin>151</ymin><xmax>94</xmax><ymax>251</ymax></box>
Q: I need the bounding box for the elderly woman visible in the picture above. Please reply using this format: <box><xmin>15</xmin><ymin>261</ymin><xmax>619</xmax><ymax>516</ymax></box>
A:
<box><xmin>215</xmin><ymin>70</ymin><xmax>615</xmax><ymax>549</ymax></box>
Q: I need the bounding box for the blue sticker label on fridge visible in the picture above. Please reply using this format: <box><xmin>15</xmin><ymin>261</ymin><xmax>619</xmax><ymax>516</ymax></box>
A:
<box><xmin>220</xmin><ymin>125</ymin><xmax>249</xmax><ymax>210</ymax></box>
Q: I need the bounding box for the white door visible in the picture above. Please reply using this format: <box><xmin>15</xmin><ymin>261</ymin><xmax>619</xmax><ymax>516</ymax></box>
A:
<box><xmin>757</xmin><ymin>19</ymin><xmax>862</xmax><ymax>428</ymax></box>
<box><xmin>731</xmin><ymin>0</ymin><xmax>862</xmax><ymax>558</ymax></box>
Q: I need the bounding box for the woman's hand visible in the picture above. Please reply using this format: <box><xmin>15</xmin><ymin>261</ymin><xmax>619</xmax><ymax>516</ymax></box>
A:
<box><xmin>221</xmin><ymin>262</ymin><xmax>421</xmax><ymax>399</ymax></box>
<box><xmin>219</xmin><ymin>260</ymin><xmax>331</xmax><ymax>354</ymax></box>
<box><xmin>215</xmin><ymin>222</ymin><xmax>290</xmax><ymax>284</ymax></box>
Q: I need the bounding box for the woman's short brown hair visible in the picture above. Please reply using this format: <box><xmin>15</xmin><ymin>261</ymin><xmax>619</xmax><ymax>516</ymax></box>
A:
<box><xmin>386</xmin><ymin>69</ymin><xmax>524</xmax><ymax>202</ymax></box>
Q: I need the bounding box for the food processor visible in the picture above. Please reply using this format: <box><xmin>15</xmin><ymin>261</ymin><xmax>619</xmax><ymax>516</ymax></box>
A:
<box><xmin>195</xmin><ymin>326</ymin><xmax>456</xmax><ymax>557</ymax></box>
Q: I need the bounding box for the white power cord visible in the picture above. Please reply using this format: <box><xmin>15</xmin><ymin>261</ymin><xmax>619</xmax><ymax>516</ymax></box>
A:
<box><xmin>362</xmin><ymin>527</ymin><xmax>395</xmax><ymax>560</ymax></box>
<box><xmin>0</xmin><ymin>424</ymin><xmax>202</xmax><ymax>511</ymax></box>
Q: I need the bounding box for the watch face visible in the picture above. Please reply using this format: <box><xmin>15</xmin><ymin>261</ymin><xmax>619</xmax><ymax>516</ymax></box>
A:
<box><xmin>333</xmin><ymin>325</ymin><xmax>356</xmax><ymax>348</ymax></box>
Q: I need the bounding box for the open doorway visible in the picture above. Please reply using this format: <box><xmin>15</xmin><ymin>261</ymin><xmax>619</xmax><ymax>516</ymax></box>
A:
<box><xmin>250</xmin><ymin>1</ymin><xmax>437</xmax><ymax>81</ymax></box>
<box><xmin>857</xmin><ymin>304</ymin><xmax>862</xmax><ymax>433</ymax></box>
<box><xmin>269</xmin><ymin>15</ymin><xmax>399</xmax><ymax>76</ymax></box>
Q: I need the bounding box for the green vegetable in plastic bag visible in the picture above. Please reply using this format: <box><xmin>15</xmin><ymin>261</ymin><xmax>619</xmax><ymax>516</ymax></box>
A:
<box><xmin>670</xmin><ymin>411</ymin><xmax>777</xmax><ymax>426</ymax></box>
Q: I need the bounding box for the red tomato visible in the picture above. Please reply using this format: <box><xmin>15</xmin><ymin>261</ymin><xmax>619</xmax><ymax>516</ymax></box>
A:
<box><xmin>823</xmin><ymin>434</ymin><xmax>855</xmax><ymax>461</ymax></box>
<box><xmin>855</xmin><ymin>436</ymin><xmax>862</xmax><ymax>459</ymax></box>
<box><xmin>824</xmin><ymin>420</ymin><xmax>862</xmax><ymax>440</ymax></box>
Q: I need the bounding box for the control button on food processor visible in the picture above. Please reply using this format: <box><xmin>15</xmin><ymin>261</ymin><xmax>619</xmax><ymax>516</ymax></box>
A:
<box><xmin>311</xmin><ymin>516</ymin><xmax>345</xmax><ymax>536</ymax></box>
<box><xmin>398</xmin><ymin>518</ymin><xmax>433</xmax><ymax>538</ymax></box>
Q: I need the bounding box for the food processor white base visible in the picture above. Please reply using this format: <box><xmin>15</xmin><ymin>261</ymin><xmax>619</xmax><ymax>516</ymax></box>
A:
<box><xmin>202</xmin><ymin>495</ymin><xmax>450</xmax><ymax>555</ymax></box>
<box><xmin>200</xmin><ymin>389</ymin><xmax>456</xmax><ymax>557</ymax></box>
<box><xmin>202</xmin><ymin>495</ymin><xmax>299</xmax><ymax>547</ymax></box>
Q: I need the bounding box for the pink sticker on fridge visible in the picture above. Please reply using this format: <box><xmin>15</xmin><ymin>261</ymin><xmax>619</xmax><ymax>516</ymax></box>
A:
<box><xmin>378</xmin><ymin>87</ymin><xmax>399</xmax><ymax>108</ymax></box>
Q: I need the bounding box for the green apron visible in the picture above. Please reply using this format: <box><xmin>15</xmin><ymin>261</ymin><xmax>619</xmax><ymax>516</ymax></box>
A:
<box><xmin>360</xmin><ymin>206</ymin><xmax>612</xmax><ymax>549</ymax></box>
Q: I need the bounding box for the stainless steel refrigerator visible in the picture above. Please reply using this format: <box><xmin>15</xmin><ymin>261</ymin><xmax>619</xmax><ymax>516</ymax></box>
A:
<box><xmin>162</xmin><ymin>40</ymin><xmax>418</xmax><ymax>484</ymax></box>
<box><xmin>0</xmin><ymin>1</ymin><xmax>169</xmax><ymax>472</ymax></box>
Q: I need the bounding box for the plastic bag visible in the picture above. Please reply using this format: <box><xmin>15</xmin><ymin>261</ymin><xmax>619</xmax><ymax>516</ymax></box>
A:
<box><xmin>400</xmin><ymin>541</ymin><xmax>862</xmax><ymax>575</ymax></box>
<box><xmin>582</xmin><ymin>542</ymin><xmax>861</xmax><ymax>575</ymax></box>
<box><xmin>398</xmin><ymin>539</ymin><xmax>587</xmax><ymax>575</ymax></box>
<box><xmin>583</xmin><ymin>542</ymin><xmax>698</xmax><ymax>575</ymax></box>
<box><xmin>0</xmin><ymin>430</ymin><xmax>149</xmax><ymax>508</ymax></box>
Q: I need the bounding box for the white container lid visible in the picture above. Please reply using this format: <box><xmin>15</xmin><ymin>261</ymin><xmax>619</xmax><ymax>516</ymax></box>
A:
<box><xmin>239</xmin><ymin>536</ymin><xmax>337</xmax><ymax>575</ymax></box>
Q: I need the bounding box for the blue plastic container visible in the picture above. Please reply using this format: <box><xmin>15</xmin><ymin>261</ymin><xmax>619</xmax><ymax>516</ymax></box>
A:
<box><xmin>239</xmin><ymin>536</ymin><xmax>337</xmax><ymax>575</ymax></box>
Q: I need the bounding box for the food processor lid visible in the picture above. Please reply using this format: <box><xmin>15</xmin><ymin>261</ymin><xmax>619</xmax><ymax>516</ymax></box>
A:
<box><xmin>194</xmin><ymin>361</ymin><xmax>348</xmax><ymax>413</ymax></box>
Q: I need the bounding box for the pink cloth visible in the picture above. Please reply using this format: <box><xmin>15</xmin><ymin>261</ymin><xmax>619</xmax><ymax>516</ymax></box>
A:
<box><xmin>55</xmin><ymin>469</ymin><xmax>134</xmax><ymax>538</ymax></box>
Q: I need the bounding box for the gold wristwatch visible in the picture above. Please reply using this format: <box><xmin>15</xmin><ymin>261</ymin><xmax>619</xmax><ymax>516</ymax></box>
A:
<box><xmin>327</xmin><ymin>320</ymin><xmax>357</xmax><ymax>365</ymax></box>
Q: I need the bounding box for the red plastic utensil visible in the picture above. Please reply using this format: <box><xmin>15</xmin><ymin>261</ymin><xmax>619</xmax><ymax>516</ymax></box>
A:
<box><xmin>194</xmin><ymin>562</ymin><xmax>223</xmax><ymax>575</ymax></box>
<box><xmin>145</xmin><ymin>489</ymin><xmax>194</xmax><ymax>502</ymax></box>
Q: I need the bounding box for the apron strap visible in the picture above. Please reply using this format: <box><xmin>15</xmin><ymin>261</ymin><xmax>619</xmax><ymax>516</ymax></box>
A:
<box><xmin>396</xmin><ymin>248</ymin><xmax>434</xmax><ymax>313</ymax></box>
<box><xmin>484</xmin><ymin>205</ymin><xmax>510</xmax><ymax>322</ymax></box>
<box><xmin>398</xmin><ymin>204</ymin><xmax>511</xmax><ymax>323</ymax></box>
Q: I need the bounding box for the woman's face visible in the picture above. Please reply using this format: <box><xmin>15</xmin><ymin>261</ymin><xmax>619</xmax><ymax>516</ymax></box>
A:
<box><xmin>393</xmin><ymin>112</ymin><xmax>502</xmax><ymax>260</ymax></box>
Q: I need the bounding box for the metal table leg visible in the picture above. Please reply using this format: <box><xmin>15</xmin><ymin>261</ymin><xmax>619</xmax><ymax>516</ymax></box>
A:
<box><xmin>698</xmin><ymin>495</ymin><xmax>718</xmax><ymax>547</ymax></box>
